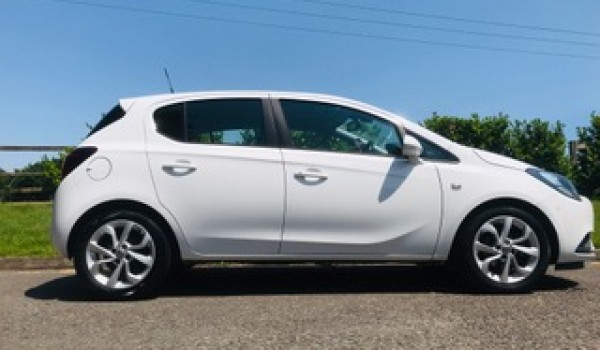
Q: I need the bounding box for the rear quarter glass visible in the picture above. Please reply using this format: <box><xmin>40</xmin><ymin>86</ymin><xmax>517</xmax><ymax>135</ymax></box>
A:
<box><xmin>87</xmin><ymin>104</ymin><xmax>126</xmax><ymax>137</ymax></box>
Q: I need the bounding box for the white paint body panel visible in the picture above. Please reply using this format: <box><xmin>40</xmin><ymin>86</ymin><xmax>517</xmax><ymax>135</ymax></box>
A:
<box><xmin>281</xmin><ymin>149</ymin><xmax>441</xmax><ymax>258</ymax></box>
<box><xmin>146</xmin><ymin>140</ymin><xmax>285</xmax><ymax>255</ymax></box>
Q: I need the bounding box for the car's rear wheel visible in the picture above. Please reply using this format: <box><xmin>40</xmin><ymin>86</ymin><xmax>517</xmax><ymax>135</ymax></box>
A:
<box><xmin>455</xmin><ymin>206</ymin><xmax>550</xmax><ymax>293</ymax></box>
<box><xmin>73</xmin><ymin>210</ymin><xmax>172</xmax><ymax>299</ymax></box>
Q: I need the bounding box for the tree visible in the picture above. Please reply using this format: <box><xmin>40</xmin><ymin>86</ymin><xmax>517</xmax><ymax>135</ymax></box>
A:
<box><xmin>0</xmin><ymin>168</ymin><xmax>6</xmax><ymax>196</ymax></box>
<box><xmin>573</xmin><ymin>113</ymin><xmax>600</xmax><ymax>197</ymax></box>
<box><xmin>192</xmin><ymin>131</ymin><xmax>223</xmax><ymax>144</ymax></box>
<box><xmin>240</xmin><ymin>129</ymin><xmax>258</xmax><ymax>146</ymax></box>
<box><xmin>5</xmin><ymin>150</ymin><xmax>68</xmax><ymax>201</ymax></box>
<box><xmin>510</xmin><ymin>119</ymin><xmax>570</xmax><ymax>176</ymax></box>
<box><xmin>7</xmin><ymin>159</ymin><xmax>54</xmax><ymax>201</ymax></box>
<box><xmin>423</xmin><ymin>113</ymin><xmax>570</xmax><ymax>176</ymax></box>
<box><xmin>423</xmin><ymin>113</ymin><xmax>512</xmax><ymax>155</ymax></box>
<box><xmin>42</xmin><ymin>148</ymin><xmax>72</xmax><ymax>187</ymax></box>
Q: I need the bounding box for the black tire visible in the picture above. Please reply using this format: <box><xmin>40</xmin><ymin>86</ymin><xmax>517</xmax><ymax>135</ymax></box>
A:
<box><xmin>454</xmin><ymin>206</ymin><xmax>550</xmax><ymax>293</ymax></box>
<box><xmin>73</xmin><ymin>210</ymin><xmax>172</xmax><ymax>299</ymax></box>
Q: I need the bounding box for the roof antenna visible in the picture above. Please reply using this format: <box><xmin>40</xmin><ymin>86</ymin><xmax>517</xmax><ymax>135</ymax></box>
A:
<box><xmin>163</xmin><ymin>67</ymin><xmax>175</xmax><ymax>93</ymax></box>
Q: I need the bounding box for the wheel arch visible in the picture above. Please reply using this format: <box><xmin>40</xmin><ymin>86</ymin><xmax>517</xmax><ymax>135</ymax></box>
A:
<box><xmin>66</xmin><ymin>199</ymin><xmax>182</xmax><ymax>264</ymax></box>
<box><xmin>449</xmin><ymin>198</ymin><xmax>559</xmax><ymax>264</ymax></box>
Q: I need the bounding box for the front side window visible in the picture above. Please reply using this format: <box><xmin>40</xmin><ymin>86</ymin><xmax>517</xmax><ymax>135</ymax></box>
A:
<box><xmin>407</xmin><ymin>130</ymin><xmax>459</xmax><ymax>162</ymax></box>
<box><xmin>154</xmin><ymin>99</ymin><xmax>266</xmax><ymax>146</ymax></box>
<box><xmin>280</xmin><ymin>100</ymin><xmax>401</xmax><ymax>156</ymax></box>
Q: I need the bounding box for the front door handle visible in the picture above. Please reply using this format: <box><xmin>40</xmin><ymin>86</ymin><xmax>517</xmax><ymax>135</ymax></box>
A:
<box><xmin>294</xmin><ymin>169</ymin><xmax>328</xmax><ymax>180</ymax></box>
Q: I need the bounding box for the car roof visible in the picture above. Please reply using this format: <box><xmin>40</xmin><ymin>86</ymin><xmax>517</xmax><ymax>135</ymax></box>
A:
<box><xmin>120</xmin><ymin>91</ymin><xmax>380</xmax><ymax>112</ymax></box>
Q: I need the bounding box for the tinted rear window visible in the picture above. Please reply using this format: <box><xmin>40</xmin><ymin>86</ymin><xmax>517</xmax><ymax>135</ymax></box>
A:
<box><xmin>153</xmin><ymin>99</ymin><xmax>266</xmax><ymax>146</ymax></box>
<box><xmin>88</xmin><ymin>104</ymin><xmax>126</xmax><ymax>137</ymax></box>
<box><xmin>154</xmin><ymin>103</ymin><xmax>185</xmax><ymax>141</ymax></box>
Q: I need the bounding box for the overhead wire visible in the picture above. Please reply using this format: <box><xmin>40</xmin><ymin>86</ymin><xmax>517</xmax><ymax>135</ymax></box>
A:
<box><xmin>188</xmin><ymin>0</ymin><xmax>600</xmax><ymax>48</ymax></box>
<box><xmin>300</xmin><ymin>0</ymin><xmax>600</xmax><ymax>38</ymax></box>
<box><xmin>42</xmin><ymin>0</ymin><xmax>600</xmax><ymax>60</ymax></box>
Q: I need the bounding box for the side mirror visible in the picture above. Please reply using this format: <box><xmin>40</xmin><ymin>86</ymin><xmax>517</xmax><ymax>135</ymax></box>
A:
<box><xmin>402</xmin><ymin>135</ymin><xmax>422</xmax><ymax>163</ymax></box>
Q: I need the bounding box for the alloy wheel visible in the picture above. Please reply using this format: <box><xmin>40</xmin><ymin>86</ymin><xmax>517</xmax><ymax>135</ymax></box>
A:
<box><xmin>85</xmin><ymin>219</ymin><xmax>156</xmax><ymax>290</ymax></box>
<box><xmin>472</xmin><ymin>215</ymin><xmax>540</xmax><ymax>284</ymax></box>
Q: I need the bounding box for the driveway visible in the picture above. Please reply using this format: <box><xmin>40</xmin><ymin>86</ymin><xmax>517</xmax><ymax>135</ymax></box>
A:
<box><xmin>2</xmin><ymin>264</ymin><xmax>599</xmax><ymax>349</ymax></box>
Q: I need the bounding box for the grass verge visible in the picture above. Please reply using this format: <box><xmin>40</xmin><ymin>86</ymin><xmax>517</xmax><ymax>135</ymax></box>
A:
<box><xmin>0</xmin><ymin>201</ymin><xmax>599</xmax><ymax>258</ymax></box>
<box><xmin>0</xmin><ymin>202</ymin><xmax>56</xmax><ymax>258</ymax></box>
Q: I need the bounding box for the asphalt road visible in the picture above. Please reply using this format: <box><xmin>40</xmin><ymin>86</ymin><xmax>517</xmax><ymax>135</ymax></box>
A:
<box><xmin>1</xmin><ymin>264</ymin><xmax>599</xmax><ymax>349</ymax></box>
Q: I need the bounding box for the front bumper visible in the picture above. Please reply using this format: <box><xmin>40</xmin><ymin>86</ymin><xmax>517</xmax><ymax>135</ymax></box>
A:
<box><xmin>552</xmin><ymin>196</ymin><xmax>596</xmax><ymax>264</ymax></box>
<box><xmin>554</xmin><ymin>233</ymin><xmax>596</xmax><ymax>269</ymax></box>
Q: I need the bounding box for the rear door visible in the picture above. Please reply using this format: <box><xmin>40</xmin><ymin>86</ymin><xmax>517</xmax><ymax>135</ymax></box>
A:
<box><xmin>146</xmin><ymin>97</ymin><xmax>285</xmax><ymax>255</ymax></box>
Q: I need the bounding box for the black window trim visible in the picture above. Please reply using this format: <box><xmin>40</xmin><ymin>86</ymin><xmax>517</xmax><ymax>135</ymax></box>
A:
<box><xmin>183</xmin><ymin>101</ymin><xmax>189</xmax><ymax>142</ymax></box>
<box><xmin>268</xmin><ymin>97</ymin><xmax>291</xmax><ymax>147</ymax></box>
<box><xmin>262</xmin><ymin>98</ymin><xmax>280</xmax><ymax>147</ymax></box>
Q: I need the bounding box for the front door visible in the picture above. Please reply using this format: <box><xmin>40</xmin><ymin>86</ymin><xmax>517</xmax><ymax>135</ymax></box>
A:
<box><xmin>276</xmin><ymin>99</ymin><xmax>442</xmax><ymax>257</ymax></box>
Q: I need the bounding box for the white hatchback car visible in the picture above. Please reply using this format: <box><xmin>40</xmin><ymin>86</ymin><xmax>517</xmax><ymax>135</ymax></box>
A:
<box><xmin>52</xmin><ymin>91</ymin><xmax>595</xmax><ymax>298</ymax></box>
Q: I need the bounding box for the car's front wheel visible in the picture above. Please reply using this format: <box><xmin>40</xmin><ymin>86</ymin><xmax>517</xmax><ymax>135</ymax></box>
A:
<box><xmin>73</xmin><ymin>210</ymin><xmax>172</xmax><ymax>299</ymax></box>
<box><xmin>455</xmin><ymin>206</ymin><xmax>551</xmax><ymax>293</ymax></box>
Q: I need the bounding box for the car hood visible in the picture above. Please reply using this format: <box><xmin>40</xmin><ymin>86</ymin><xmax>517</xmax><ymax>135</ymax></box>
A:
<box><xmin>472</xmin><ymin>149</ymin><xmax>530</xmax><ymax>171</ymax></box>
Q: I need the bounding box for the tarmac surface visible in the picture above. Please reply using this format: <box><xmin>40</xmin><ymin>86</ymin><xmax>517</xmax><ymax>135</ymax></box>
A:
<box><xmin>1</xmin><ymin>263</ymin><xmax>599</xmax><ymax>349</ymax></box>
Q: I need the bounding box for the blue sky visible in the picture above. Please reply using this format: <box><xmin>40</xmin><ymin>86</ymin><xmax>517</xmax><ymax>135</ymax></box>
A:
<box><xmin>1</xmin><ymin>0</ymin><xmax>599</xmax><ymax>171</ymax></box>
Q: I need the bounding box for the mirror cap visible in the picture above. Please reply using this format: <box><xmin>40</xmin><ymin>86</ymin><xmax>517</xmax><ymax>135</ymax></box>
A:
<box><xmin>402</xmin><ymin>135</ymin><xmax>422</xmax><ymax>161</ymax></box>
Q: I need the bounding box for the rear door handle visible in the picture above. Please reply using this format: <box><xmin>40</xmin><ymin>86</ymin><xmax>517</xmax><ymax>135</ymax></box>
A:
<box><xmin>162</xmin><ymin>161</ymin><xmax>197</xmax><ymax>176</ymax></box>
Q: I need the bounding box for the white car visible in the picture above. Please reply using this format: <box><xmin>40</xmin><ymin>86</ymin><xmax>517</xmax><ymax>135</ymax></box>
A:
<box><xmin>52</xmin><ymin>91</ymin><xmax>595</xmax><ymax>298</ymax></box>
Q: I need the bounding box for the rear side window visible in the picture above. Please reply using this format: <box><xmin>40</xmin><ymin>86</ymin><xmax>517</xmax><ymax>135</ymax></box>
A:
<box><xmin>154</xmin><ymin>99</ymin><xmax>266</xmax><ymax>146</ymax></box>
<box><xmin>88</xmin><ymin>104</ymin><xmax>126</xmax><ymax>137</ymax></box>
<box><xmin>154</xmin><ymin>103</ymin><xmax>185</xmax><ymax>141</ymax></box>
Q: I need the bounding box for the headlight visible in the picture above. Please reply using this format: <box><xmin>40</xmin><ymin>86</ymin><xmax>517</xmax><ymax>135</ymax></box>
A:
<box><xmin>526</xmin><ymin>168</ymin><xmax>580</xmax><ymax>200</ymax></box>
